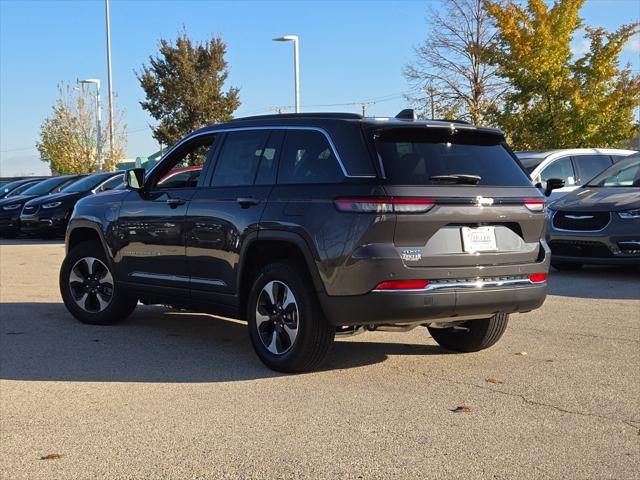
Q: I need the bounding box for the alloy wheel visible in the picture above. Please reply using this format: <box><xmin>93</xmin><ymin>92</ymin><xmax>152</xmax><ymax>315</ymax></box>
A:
<box><xmin>68</xmin><ymin>257</ymin><xmax>114</xmax><ymax>313</ymax></box>
<box><xmin>255</xmin><ymin>280</ymin><xmax>299</xmax><ymax>355</ymax></box>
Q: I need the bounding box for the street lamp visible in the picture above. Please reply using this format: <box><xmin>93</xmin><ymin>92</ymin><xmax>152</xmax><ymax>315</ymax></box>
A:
<box><xmin>273</xmin><ymin>35</ymin><xmax>300</xmax><ymax>113</ymax></box>
<box><xmin>77</xmin><ymin>78</ymin><xmax>102</xmax><ymax>172</ymax></box>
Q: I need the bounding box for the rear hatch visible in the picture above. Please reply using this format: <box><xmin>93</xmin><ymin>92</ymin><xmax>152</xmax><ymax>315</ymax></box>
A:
<box><xmin>370</xmin><ymin>124</ymin><xmax>546</xmax><ymax>268</ymax></box>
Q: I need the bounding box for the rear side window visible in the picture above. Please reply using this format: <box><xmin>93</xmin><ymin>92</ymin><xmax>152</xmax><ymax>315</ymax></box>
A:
<box><xmin>211</xmin><ymin>130</ymin><xmax>270</xmax><ymax>187</ymax></box>
<box><xmin>375</xmin><ymin>129</ymin><xmax>531</xmax><ymax>186</ymax></box>
<box><xmin>572</xmin><ymin>155</ymin><xmax>612</xmax><ymax>183</ymax></box>
<box><xmin>278</xmin><ymin>130</ymin><xmax>343</xmax><ymax>184</ymax></box>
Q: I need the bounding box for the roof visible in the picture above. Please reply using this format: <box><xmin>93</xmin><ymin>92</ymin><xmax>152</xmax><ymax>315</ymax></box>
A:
<box><xmin>205</xmin><ymin>112</ymin><xmax>503</xmax><ymax>136</ymax></box>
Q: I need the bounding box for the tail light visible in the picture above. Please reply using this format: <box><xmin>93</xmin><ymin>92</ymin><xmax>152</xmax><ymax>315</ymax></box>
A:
<box><xmin>335</xmin><ymin>197</ymin><xmax>435</xmax><ymax>214</ymax></box>
<box><xmin>524</xmin><ymin>198</ymin><xmax>545</xmax><ymax>212</ymax></box>
<box><xmin>374</xmin><ymin>279</ymin><xmax>430</xmax><ymax>290</ymax></box>
<box><xmin>529</xmin><ymin>273</ymin><xmax>547</xmax><ymax>283</ymax></box>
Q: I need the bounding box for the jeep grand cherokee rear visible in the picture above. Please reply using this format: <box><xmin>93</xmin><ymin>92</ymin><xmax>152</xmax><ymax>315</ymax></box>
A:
<box><xmin>59</xmin><ymin>112</ymin><xmax>551</xmax><ymax>373</ymax></box>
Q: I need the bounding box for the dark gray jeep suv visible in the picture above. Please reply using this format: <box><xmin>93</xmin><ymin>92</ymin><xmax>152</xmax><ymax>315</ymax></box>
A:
<box><xmin>60</xmin><ymin>112</ymin><xmax>553</xmax><ymax>372</ymax></box>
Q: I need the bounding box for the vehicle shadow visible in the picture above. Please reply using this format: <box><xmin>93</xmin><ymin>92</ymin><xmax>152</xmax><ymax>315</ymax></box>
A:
<box><xmin>0</xmin><ymin>238</ymin><xmax>63</xmax><ymax>246</ymax></box>
<box><xmin>0</xmin><ymin>302</ymin><xmax>447</xmax><ymax>383</ymax></box>
<box><xmin>547</xmin><ymin>265</ymin><xmax>639</xmax><ymax>300</ymax></box>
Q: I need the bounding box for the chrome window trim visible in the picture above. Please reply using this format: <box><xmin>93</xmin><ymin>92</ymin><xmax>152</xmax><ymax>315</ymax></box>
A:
<box><xmin>372</xmin><ymin>277</ymin><xmax>543</xmax><ymax>293</ymax></box>
<box><xmin>146</xmin><ymin>126</ymin><xmax>376</xmax><ymax>180</ymax></box>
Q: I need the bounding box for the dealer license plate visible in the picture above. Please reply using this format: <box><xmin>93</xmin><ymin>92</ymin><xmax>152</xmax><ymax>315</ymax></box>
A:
<box><xmin>461</xmin><ymin>226</ymin><xmax>497</xmax><ymax>253</ymax></box>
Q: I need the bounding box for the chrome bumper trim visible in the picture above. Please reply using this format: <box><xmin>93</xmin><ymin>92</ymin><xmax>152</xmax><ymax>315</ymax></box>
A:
<box><xmin>372</xmin><ymin>277</ymin><xmax>543</xmax><ymax>293</ymax></box>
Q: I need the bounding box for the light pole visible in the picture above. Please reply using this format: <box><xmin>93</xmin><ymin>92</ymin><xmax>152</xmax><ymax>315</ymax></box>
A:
<box><xmin>273</xmin><ymin>35</ymin><xmax>300</xmax><ymax>113</ymax></box>
<box><xmin>105</xmin><ymin>0</ymin><xmax>115</xmax><ymax>156</ymax></box>
<box><xmin>77</xmin><ymin>78</ymin><xmax>102</xmax><ymax>172</ymax></box>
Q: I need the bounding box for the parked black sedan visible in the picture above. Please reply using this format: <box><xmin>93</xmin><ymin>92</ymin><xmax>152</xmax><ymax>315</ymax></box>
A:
<box><xmin>0</xmin><ymin>175</ymin><xmax>86</xmax><ymax>237</ymax></box>
<box><xmin>20</xmin><ymin>172</ymin><xmax>123</xmax><ymax>238</ymax></box>
<box><xmin>547</xmin><ymin>153</ymin><xmax>640</xmax><ymax>269</ymax></box>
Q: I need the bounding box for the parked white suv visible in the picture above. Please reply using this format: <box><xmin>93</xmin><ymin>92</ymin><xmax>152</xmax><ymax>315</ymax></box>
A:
<box><xmin>516</xmin><ymin>148</ymin><xmax>636</xmax><ymax>201</ymax></box>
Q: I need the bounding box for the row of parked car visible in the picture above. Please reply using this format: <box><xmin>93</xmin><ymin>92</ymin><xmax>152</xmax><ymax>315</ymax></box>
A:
<box><xmin>0</xmin><ymin>168</ymin><xmax>194</xmax><ymax>238</ymax></box>
<box><xmin>1</xmin><ymin>146</ymin><xmax>638</xmax><ymax>271</ymax></box>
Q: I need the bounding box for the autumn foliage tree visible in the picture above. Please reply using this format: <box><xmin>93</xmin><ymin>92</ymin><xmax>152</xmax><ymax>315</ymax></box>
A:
<box><xmin>37</xmin><ymin>83</ymin><xmax>127</xmax><ymax>174</ymax></box>
<box><xmin>137</xmin><ymin>29</ymin><xmax>241</xmax><ymax>148</ymax></box>
<box><xmin>486</xmin><ymin>0</ymin><xmax>640</xmax><ymax>150</ymax></box>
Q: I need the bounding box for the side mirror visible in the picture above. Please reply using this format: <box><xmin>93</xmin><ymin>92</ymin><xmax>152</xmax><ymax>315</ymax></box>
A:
<box><xmin>125</xmin><ymin>168</ymin><xmax>145</xmax><ymax>191</ymax></box>
<box><xmin>544</xmin><ymin>178</ymin><xmax>565</xmax><ymax>197</ymax></box>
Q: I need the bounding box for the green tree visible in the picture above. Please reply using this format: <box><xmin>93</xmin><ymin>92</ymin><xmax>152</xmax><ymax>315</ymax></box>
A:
<box><xmin>486</xmin><ymin>0</ymin><xmax>640</xmax><ymax>150</ymax></box>
<box><xmin>137</xmin><ymin>29</ymin><xmax>241</xmax><ymax>148</ymax></box>
<box><xmin>37</xmin><ymin>83</ymin><xmax>127</xmax><ymax>174</ymax></box>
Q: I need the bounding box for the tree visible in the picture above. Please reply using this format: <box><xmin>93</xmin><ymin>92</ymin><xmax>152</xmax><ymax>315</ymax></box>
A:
<box><xmin>486</xmin><ymin>0</ymin><xmax>640</xmax><ymax>150</ymax></box>
<box><xmin>137</xmin><ymin>29</ymin><xmax>241</xmax><ymax>148</ymax></box>
<box><xmin>404</xmin><ymin>0</ymin><xmax>507</xmax><ymax>124</ymax></box>
<box><xmin>37</xmin><ymin>83</ymin><xmax>127</xmax><ymax>174</ymax></box>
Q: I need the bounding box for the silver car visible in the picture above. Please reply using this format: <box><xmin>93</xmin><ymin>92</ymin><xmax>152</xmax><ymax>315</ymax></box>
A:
<box><xmin>547</xmin><ymin>153</ymin><xmax>640</xmax><ymax>269</ymax></box>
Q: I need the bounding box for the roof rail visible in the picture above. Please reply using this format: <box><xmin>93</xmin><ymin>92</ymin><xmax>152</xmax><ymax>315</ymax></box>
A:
<box><xmin>434</xmin><ymin>118</ymin><xmax>471</xmax><ymax>125</ymax></box>
<box><xmin>230</xmin><ymin>112</ymin><xmax>363</xmax><ymax>122</ymax></box>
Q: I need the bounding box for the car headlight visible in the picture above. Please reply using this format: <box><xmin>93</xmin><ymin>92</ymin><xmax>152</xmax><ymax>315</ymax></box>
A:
<box><xmin>617</xmin><ymin>208</ymin><xmax>640</xmax><ymax>219</ymax></box>
<box><xmin>42</xmin><ymin>201</ymin><xmax>62</xmax><ymax>209</ymax></box>
<box><xmin>1</xmin><ymin>204</ymin><xmax>21</xmax><ymax>211</ymax></box>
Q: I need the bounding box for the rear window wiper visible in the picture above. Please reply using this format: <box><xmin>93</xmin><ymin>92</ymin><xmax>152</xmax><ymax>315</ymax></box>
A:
<box><xmin>429</xmin><ymin>174</ymin><xmax>481</xmax><ymax>185</ymax></box>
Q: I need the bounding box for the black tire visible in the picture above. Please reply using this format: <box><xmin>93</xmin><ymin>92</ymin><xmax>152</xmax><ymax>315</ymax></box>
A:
<box><xmin>551</xmin><ymin>261</ymin><xmax>582</xmax><ymax>271</ymax></box>
<box><xmin>59</xmin><ymin>240</ymin><xmax>137</xmax><ymax>325</ymax></box>
<box><xmin>427</xmin><ymin>313</ymin><xmax>509</xmax><ymax>353</ymax></box>
<box><xmin>247</xmin><ymin>261</ymin><xmax>334</xmax><ymax>373</ymax></box>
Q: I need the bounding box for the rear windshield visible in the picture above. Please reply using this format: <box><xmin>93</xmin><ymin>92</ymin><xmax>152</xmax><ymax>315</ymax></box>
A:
<box><xmin>374</xmin><ymin>129</ymin><xmax>532</xmax><ymax>186</ymax></box>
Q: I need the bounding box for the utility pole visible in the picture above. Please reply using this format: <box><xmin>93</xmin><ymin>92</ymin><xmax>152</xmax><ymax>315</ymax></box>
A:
<box><xmin>105</xmin><ymin>0</ymin><xmax>115</xmax><ymax>158</ymax></box>
<box><xmin>426</xmin><ymin>85</ymin><xmax>438</xmax><ymax>119</ymax></box>
<box><xmin>357</xmin><ymin>102</ymin><xmax>375</xmax><ymax>117</ymax></box>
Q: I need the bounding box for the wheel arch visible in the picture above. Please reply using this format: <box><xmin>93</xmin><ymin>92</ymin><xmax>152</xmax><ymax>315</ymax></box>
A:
<box><xmin>66</xmin><ymin>220</ymin><xmax>113</xmax><ymax>266</ymax></box>
<box><xmin>237</xmin><ymin>230</ymin><xmax>325</xmax><ymax>319</ymax></box>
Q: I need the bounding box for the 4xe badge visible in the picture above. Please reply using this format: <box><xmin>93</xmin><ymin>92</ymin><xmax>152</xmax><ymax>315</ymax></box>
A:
<box><xmin>400</xmin><ymin>249</ymin><xmax>422</xmax><ymax>262</ymax></box>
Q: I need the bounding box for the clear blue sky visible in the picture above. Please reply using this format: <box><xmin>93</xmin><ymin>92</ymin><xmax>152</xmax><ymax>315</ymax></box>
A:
<box><xmin>1</xmin><ymin>0</ymin><xmax>638</xmax><ymax>175</ymax></box>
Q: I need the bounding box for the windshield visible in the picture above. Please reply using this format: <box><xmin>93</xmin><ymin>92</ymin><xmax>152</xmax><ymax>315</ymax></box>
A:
<box><xmin>586</xmin><ymin>155</ymin><xmax>640</xmax><ymax>188</ymax></box>
<box><xmin>22</xmin><ymin>176</ymin><xmax>72</xmax><ymax>195</ymax></box>
<box><xmin>61</xmin><ymin>173</ymin><xmax>115</xmax><ymax>193</ymax></box>
<box><xmin>374</xmin><ymin>128</ymin><xmax>532</xmax><ymax>186</ymax></box>
<box><xmin>2</xmin><ymin>179</ymin><xmax>31</xmax><ymax>196</ymax></box>
<box><xmin>5</xmin><ymin>180</ymin><xmax>41</xmax><ymax>197</ymax></box>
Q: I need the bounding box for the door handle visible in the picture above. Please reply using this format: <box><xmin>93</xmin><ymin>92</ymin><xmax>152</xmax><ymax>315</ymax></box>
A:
<box><xmin>166</xmin><ymin>198</ymin><xmax>186</xmax><ymax>208</ymax></box>
<box><xmin>236</xmin><ymin>197</ymin><xmax>262</xmax><ymax>208</ymax></box>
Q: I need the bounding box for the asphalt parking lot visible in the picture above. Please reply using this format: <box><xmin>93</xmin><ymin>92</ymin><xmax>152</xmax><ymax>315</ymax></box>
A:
<box><xmin>1</xmin><ymin>240</ymin><xmax>638</xmax><ymax>480</ymax></box>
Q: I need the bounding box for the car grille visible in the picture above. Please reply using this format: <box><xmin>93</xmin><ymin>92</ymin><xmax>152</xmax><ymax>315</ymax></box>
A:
<box><xmin>548</xmin><ymin>240</ymin><xmax>613</xmax><ymax>258</ymax></box>
<box><xmin>22</xmin><ymin>204</ymin><xmax>38</xmax><ymax>215</ymax></box>
<box><xmin>552</xmin><ymin>210</ymin><xmax>610</xmax><ymax>231</ymax></box>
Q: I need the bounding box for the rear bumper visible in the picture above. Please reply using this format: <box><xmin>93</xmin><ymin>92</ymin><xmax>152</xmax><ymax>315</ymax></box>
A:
<box><xmin>318</xmin><ymin>282</ymin><xmax>547</xmax><ymax>326</ymax></box>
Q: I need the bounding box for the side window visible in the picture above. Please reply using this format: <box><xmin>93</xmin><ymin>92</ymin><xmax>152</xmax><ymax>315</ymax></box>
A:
<box><xmin>572</xmin><ymin>155</ymin><xmax>613</xmax><ymax>183</ymax></box>
<box><xmin>152</xmin><ymin>135</ymin><xmax>214</xmax><ymax>190</ymax></box>
<box><xmin>158</xmin><ymin>171</ymin><xmax>193</xmax><ymax>189</ymax></box>
<box><xmin>540</xmin><ymin>157</ymin><xmax>575</xmax><ymax>185</ymax></box>
<box><xmin>278</xmin><ymin>130</ymin><xmax>343</xmax><ymax>184</ymax></box>
<box><xmin>211</xmin><ymin>130</ymin><xmax>270</xmax><ymax>187</ymax></box>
